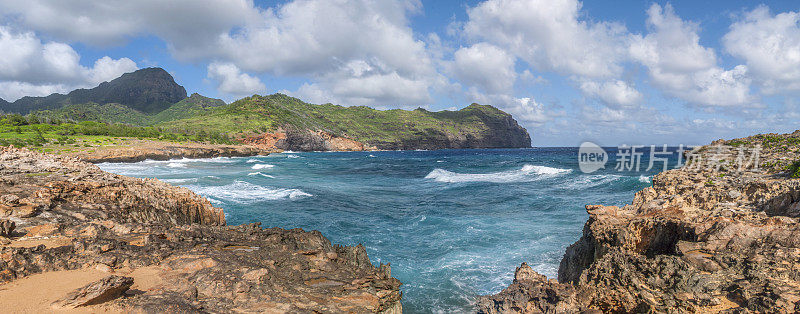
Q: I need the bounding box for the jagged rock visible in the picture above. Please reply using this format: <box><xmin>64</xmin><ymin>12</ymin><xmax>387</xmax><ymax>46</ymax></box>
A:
<box><xmin>63</xmin><ymin>139</ymin><xmax>276</xmax><ymax>163</ymax></box>
<box><xmin>0</xmin><ymin>219</ymin><xmax>14</xmax><ymax>237</ymax></box>
<box><xmin>0</xmin><ymin>146</ymin><xmax>402</xmax><ymax>312</ymax></box>
<box><xmin>480</xmin><ymin>132</ymin><xmax>800</xmax><ymax>313</ymax></box>
<box><xmin>51</xmin><ymin>275</ymin><xmax>134</xmax><ymax>308</ymax></box>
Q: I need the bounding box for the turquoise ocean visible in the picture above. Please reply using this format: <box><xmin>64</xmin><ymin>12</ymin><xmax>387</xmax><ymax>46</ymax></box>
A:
<box><xmin>98</xmin><ymin>147</ymin><xmax>679</xmax><ymax>313</ymax></box>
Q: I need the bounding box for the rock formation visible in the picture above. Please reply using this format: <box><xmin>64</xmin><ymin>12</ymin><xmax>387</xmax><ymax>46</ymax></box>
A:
<box><xmin>479</xmin><ymin>132</ymin><xmax>800</xmax><ymax>313</ymax></box>
<box><xmin>0</xmin><ymin>146</ymin><xmax>402</xmax><ymax>312</ymax></box>
<box><xmin>62</xmin><ymin>139</ymin><xmax>277</xmax><ymax>163</ymax></box>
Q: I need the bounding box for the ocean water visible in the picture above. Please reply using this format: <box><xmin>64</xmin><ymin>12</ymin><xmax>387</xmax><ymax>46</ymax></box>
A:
<box><xmin>98</xmin><ymin>147</ymin><xmax>678</xmax><ymax>313</ymax></box>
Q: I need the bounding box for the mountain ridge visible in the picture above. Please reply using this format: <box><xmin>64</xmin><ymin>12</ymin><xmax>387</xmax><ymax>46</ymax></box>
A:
<box><xmin>2</xmin><ymin>68</ymin><xmax>532</xmax><ymax>150</ymax></box>
<box><xmin>1</xmin><ymin>68</ymin><xmax>186</xmax><ymax>114</ymax></box>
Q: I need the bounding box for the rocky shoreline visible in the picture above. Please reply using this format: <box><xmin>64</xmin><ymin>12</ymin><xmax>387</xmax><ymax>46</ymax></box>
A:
<box><xmin>57</xmin><ymin>139</ymin><xmax>278</xmax><ymax>163</ymax></box>
<box><xmin>478</xmin><ymin>132</ymin><xmax>800</xmax><ymax>313</ymax></box>
<box><xmin>0</xmin><ymin>146</ymin><xmax>402</xmax><ymax>312</ymax></box>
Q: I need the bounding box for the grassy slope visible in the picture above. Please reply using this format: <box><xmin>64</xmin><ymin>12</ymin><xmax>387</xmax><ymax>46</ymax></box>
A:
<box><xmin>33</xmin><ymin>93</ymin><xmax>226</xmax><ymax>127</ymax></box>
<box><xmin>16</xmin><ymin>93</ymin><xmax>525</xmax><ymax>149</ymax></box>
<box><xmin>161</xmin><ymin>94</ymin><xmax>512</xmax><ymax>145</ymax></box>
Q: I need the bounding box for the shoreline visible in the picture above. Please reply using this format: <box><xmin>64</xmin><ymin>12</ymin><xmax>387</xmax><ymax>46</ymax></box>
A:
<box><xmin>478</xmin><ymin>132</ymin><xmax>800</xmax><ymax>312</ymax></box>
<box><xmin>0</xmin><ymin>146</ymin><xmax>403</xmax><ymax>312</ymax></box>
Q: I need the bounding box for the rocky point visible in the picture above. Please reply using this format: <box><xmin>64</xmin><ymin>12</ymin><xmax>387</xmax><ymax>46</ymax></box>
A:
<box><xmin>0</xmin><ymin>146</ymin><xmax>401</xmax><ymax>312</ymax></box>
<box><xmin>479</xmin><ymin>131</ymin><xmax>800</xmax><ymax>313</ymax></box>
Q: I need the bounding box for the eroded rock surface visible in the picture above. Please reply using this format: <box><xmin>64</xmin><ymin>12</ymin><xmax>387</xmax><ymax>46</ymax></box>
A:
<box><xmin>0</xmin><ymin>146</ymin><xmax>402</xmax><ymax>312</ymax></box>
<box><xmin>479</xmin><ymin>132</ymin><xmax>800</xmax><ymax>313</ymax></box>
<box><xmin>62</xmin><ymin>139</ymin><xmax>276</xmax><ymax>163</ymax></box>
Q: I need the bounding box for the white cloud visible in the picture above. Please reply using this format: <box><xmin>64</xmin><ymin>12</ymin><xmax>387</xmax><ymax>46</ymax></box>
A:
<box><xmin>0</xmin><ymin>26</ymin><xmax>137</xmax><ymax>101</ymax></box>
<box><xmin>215</xmin><ymin>0</ymin><xmax>436</xmax><ymax>105</ymax></box>
<box><xmin>724</xmin><ymin>6</ymin><xmax>800</xmax><ymax>94</ymax></box>
<box><xmin>89</xmin><ymin>56</ymin><xmax>139</xmax><ymax>85</ymax></box>
<box><xmin>579</xmin><ymin>80</ymin><xmax>643</xmax><ymax>108</ymax></box>
<box><xmin>463</xmin><ymin>0</ymin><xmax>630</xmax><ymax>79</ymax></box>
<box><xmin>207</xmin><ymin>62</ymin><xmax>266</xmax><ymax>97</ymax></box>
<box><xmin>0</xmin><ymin>82</ymin><xmax>68</xmax><ymax>102</ymax></box>
<box><xmin>630</xmin><ymin>4</ymin><xmax>754</xmax><ymax>108</ymax></box>
<box><xmin>0</xmin><ymin>0</ymin><xmax>258</xmax><ymax>49</ymax></box>
<box><xmin>451</xmin><ymin>43</ymin><xmax>517</xmax><ymax>94</ymax></box>
<box><xmin>1</xmin><ymin>0</ymin><xmax>436</xmax><ymax>106</ymax></box>
<box><xmin>468</xmin><ymin>89</ymin><xmax>556</xmax><ymax>126</ymax></box>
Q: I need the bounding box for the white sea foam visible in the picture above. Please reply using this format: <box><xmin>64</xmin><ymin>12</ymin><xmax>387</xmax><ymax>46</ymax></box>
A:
<box><xmin>161</xmin><ymin>178</ymin><xmax>198</xmax><ymax>184</ymax></box>
<box><xmin>639</xmin><ymin>175</ymin><xmax>651</xmax><ymax>183</ymax></box>
<box><xmin>251</xmin><ymin>164</ymin><xmax>275</xmax><ymax>170</ymax></box>
<box><xmin>167</xmin><ymin>162</ymin><xmax>186</xmax><ymax>168</ymax></box>
<box><xmin>425</xmin><ymin>164</ymin><xmax>570</xmax><ymax>183</ymax></box>
<box><xmin>368</xmin><ymin>154</ymin><xmax>376</xmax><ymax>158</ymax></box>
<box><xmin>248</xmin><ymin>172</ymin><xmax>275</xmax><ymax>178</ymax></box>
<box><xmin>558</xmin><ymin>174</ymin><xmax>621</xmax><ymax>189</ymax></box>
<box><xmin>185</xmin><ymin>181</ymin><xmax>310</xmax><ymax>203</ymax></box>
<box><xmin>287</xmin><ymin>155</ymin><xmax>300</xmax><ymax>159</ymax></box>
<box><xmin>246</xmin><ymin>159</ymin><xmax>259</xmax><ymax>163</ymax></box>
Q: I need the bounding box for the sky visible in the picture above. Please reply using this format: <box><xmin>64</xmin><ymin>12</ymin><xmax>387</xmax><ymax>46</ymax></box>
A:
<box><xmin>1</xmin><ymin>0</ymin><xmax>800</xmax><ymax>146</ymax></box>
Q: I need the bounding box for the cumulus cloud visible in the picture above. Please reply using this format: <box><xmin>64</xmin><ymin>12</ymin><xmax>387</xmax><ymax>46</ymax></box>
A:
<box><xmin>467</xmin><ymin>89</ymin><xmax>557</xmax><ymax>126</ymax></box>
<box><xmin>463</xmin><ymin>0</ymin><xmax>630</xmax><ymax>79</ymax></box>
<box><xmin>0</xmin><ymin>0</ymin><xmax>436</xmax><ymax>106</ymax></box>
<box><xmin>207</xmin><ymin>62</ymin><xmax>266</xmax><ymax>97</ymax></box>
<box><xmin>724</xmin><ymin>6</ymin><xmax>800</xmax><ymax>94</ymax></box>
<box><xmin>214</xmin><ymin>0</ymin><xmax>436</xmax><ymax>105</ymax></box>
<box><xmin>630</xmin><ymin>4</ymin><xmax>755</xmax><ymax>108</ymax></box>
<box><xmin>0</xmin><ymin>0</ymin><xmax>257</xmax><ymax>50</ymax></box>
<box><xmin>0</xmin><ymin>26</ymin><xmax>137</xmax><ymax>101</ymax></box>
<box><xmin>451</xmin><ymin>43</ymin><xmax>517</xmax><ymax>94</ymax></box>
<box><xmin>579</xmin><ymin>80</ymin><xmax>643</xmax><ymax>108</ymax></box>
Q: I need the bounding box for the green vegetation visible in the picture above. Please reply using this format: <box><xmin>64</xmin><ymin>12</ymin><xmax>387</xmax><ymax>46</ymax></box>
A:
<box><xmin>160</xmin><ymin>94</ymin><xmax>516</xmax><ymax>146</ymax></box>
<box><xmin>17</xmin><ymin>93</ymin><xmax>524</xmax><ymax>149</ymax></box>
<box><xmin>0</xmin><ymin>113</ymin><xmax>236</xmax><ymax>149</ymax></box>
<box><xmin>786</xmin><ymin>160</ymin><xmax>800</xmax><ymax>178</ymax></box>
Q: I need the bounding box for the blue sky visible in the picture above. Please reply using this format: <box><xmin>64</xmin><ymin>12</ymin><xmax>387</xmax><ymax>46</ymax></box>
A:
<box><xmin>1</xmin><ymin>0</ymin><xmax>800</xmax><ymax>146</ymax></box>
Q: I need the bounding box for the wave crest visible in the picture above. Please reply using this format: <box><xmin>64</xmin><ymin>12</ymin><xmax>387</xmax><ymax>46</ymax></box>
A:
<box><xmin>185</xmin><ymin>181</ymin><xmax>310</xmax><ymax>203</ymax></box>
<box><xmin>425</xmin><ymin>164</ymin><xmax>570</xmax><ymax>183</ymax></box>
<box><xmin>251</xmin><ymin>164</ymin><xmax>275</xmax><ymax>170</ymax></box>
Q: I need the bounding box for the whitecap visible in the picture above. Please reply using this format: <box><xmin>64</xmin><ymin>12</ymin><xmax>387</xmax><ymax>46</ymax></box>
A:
<box><xmin>185</xmin><ymin>181</ymin><xmax>310</xmax><ymax>203</ymax></box>
<box><xmin>167</xmin><ymin>162</ymin><xmax>186</xmax><ymax>168</ymax></box>
<box><xmin>287</xmin><ymin>155</ymin><xmax>300</xmax><ymax>159</ymax></box>
<box><xmin>248</xmin><ymin>172</ymin><xmax>275</xmax><ymax>178</ymax></box>
<box><xmin>368</xmin><ymin>154</ymin><xmax>376</xmax><ymax>158</ymax></box>
<box><xmin>251</xmin><ymin>164</ymin><xmax>275</xmax><ymax>170</ymax></box>
<box><xmin>161</xmin><ymin>178</ymin><xmax>198</xmax><ymax>184</ymax></box>
<box><xmin>638</xmin><ymin>175</ymin><xmax>651</xmax><ymax>183</ymax></box>
<box><xmin>424</xmin><ymin>164</ymin><xmax>570</xmax><ymax>183</ymax></box>
<box><xmin>558</xmin><ymin>174</ymin><xmax>621</xmax><ymax>189</ymax></box>
<box><xmin>246</xmin><ymin>159</ymin><xmax>259</xmax><ymax>163</ymax></box>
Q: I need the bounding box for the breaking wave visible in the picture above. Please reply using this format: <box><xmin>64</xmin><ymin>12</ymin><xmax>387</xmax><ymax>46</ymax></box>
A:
<box><xmin>248</xmin><ymin>172</ymin><xmax>275</xmax><ymax>178</ymax></box>
<box><xmin>184</xmin><ymin>181</ymin><xmax>310</xmax><ymax>203</ymax></box>
<box><xmin>425</xmin><ymin>164</ymin><xmax>570</xmax><ymax>183</ymax></box>
<box><xmin>251</xmin><ymin>164</ymin><xmax>275</xmax><ymax>170</ymax></box>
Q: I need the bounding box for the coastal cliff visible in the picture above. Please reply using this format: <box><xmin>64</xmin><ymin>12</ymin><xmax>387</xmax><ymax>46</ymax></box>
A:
<box><xmin>0</xmin><ymin>146</ymin><xmax>402</xmax><ymax>312</ymax></box>
<box><xmin>479</xmin><ymin>132</ymin><xmax>800</xmax><ymax>313</ymax></box>
<box><xmin>166</xmin><ymin>94</ymin><xmax>533</xmax><ymax>151</ymax></box>
<box><xmin>6</xmin><ymin>68</ymin><xmax>532</xmax><ymax>152</ymax></box>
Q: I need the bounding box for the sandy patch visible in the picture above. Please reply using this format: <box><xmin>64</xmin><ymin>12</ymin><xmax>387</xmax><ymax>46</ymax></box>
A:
<box><xmin>0</xmin><ymin>265</ymin><xmax>165</xmax><ymax>313</ymax></box>
<box><xmin>0</xmin><ymin>268</ymin><xmax>118</xmax><ymax>313</ymax></box>
<box><xmin>6</xmin><ymin>236</ymin><xmax>73</xmax><ymax>249</ymax></box>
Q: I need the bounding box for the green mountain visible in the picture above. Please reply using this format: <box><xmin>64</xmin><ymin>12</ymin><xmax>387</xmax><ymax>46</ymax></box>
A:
<box><xmin>1</xmin><ymin>68</ymin><xmax>186</xmax><ymax>114</ymax></box>
<box><xmin>153</xmin><ymin>93</ymin><xmax>226</xmax><ymax>123</ymax></box>
<box><xmin>36</xmin><ymin>93</ymin><xmax>226</xmax><ymax>126</ymax></box>
<box><xmin>159</xmin><ymin>94</ymin><xmax>532</xmax><ymax>150</ymax></box>
<box><xmin>4</xmin><ymin>67</ymin><xmax>531</xmax><ymax>150</ymax></box>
